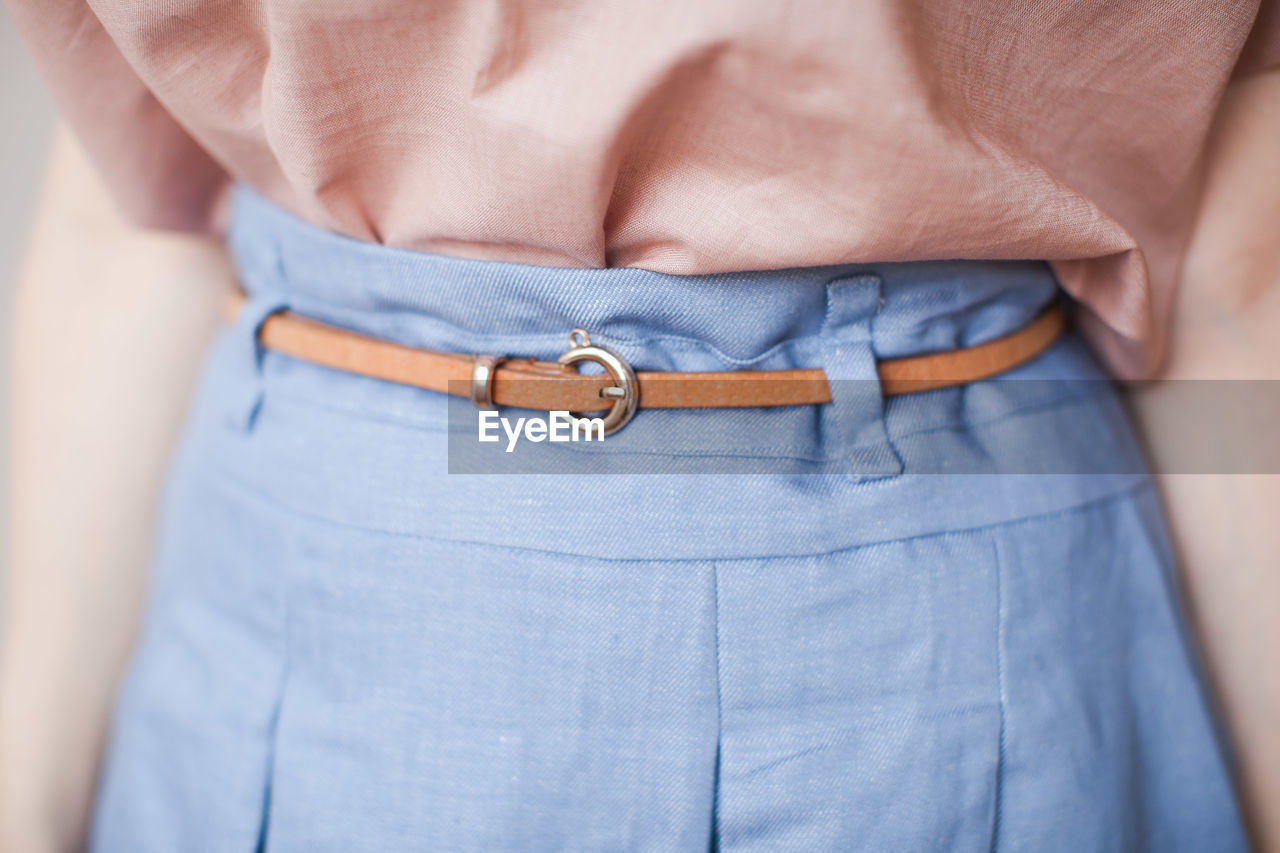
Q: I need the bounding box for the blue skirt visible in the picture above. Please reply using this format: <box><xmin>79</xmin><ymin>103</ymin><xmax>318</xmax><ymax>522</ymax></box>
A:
<box><xmin>90</xmin><ymin>186</ymin><xmax>1246</xmax><ymax>851</ymax></box>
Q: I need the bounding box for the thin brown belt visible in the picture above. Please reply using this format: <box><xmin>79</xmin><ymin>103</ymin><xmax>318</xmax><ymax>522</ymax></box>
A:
<box><xmin>226</xmin><ymin>290</ymin><xmax>1065</xmax><ymax>433</ymax></box>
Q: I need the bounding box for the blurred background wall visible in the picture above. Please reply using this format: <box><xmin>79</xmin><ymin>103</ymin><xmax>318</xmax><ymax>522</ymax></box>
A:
<box><xmin>2</xmin><ymin>12</ymin><xmax>58</xmax><ymax>609</ymax></box>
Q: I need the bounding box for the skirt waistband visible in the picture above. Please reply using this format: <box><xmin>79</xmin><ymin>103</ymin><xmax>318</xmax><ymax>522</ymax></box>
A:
<box><xmin>227</xmin><ymin>185</ymin><xmax>1059</xmax><ymax>370</ymax></box>
<box><xmin>198</xmin><ymin>185</ymin><xmax>1148</xmax><ymax>557</ymax></box>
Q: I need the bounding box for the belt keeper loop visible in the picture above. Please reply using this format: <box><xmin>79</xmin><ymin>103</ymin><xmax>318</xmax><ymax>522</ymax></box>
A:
<box><xmin>470</xmin><ymin>354</ymin><xmax>507</xmax><ymax>409</ymax></box>
<box><xmin>818</xmin><ymin>274</ymin><xmax>904</xmax><ymax>476</ymax></box>
<box><xmin>224</xmin><ymin>290</ymin><xmax>289</xmax><ymax>431</ymax></box>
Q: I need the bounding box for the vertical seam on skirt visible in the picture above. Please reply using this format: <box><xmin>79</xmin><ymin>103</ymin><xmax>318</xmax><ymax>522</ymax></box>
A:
<box><xmin>253</xmin><ymin>519</ymin><xmax>295</xmax><ymax>852</ymax></box>
<box><xmin>710</xmin><ymin>559</ymin><xmax>725</xmax><ymax>851</ymax></box>
<box><xmin>989</xmin><ymin>532</ymin><xmax>1009</xmax><ymax>853</ymax></box>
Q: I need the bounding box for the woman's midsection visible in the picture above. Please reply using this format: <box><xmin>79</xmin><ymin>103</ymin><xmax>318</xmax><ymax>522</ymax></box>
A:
<box><xmin>176</xmin><ymin>186</ymin><xmax>1152</xmax><ymax>562</ymax></box>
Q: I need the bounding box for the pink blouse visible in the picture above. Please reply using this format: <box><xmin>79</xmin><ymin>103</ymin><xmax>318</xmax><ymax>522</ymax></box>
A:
<box><xmin>6</xmin><ymin>0</ymin><xmax>1279</xmax><ymax>378</ymax></box>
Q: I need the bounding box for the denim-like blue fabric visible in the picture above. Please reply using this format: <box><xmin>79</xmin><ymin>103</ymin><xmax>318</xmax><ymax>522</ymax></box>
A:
<box><xmin>89</xmin><ymin>186</ymin><xmax>1246</xmax><ymax>851</ymax></box>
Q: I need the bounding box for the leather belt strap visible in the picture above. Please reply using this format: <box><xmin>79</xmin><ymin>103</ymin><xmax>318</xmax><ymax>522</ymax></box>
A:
<box><xmin>226</xmin><ymin>291</ymin><xmax>1065</xmax><ymax>412</ymax></box>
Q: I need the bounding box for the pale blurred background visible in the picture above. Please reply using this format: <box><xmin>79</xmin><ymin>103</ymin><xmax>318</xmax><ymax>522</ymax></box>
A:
<box><xmin>2</xmin><ymin>12</ymin><xmax>57</xmax><ymax>609</ymax></box>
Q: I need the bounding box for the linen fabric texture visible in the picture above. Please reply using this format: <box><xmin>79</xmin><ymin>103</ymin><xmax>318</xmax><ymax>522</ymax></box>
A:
<box><xmin>5</xmin><ymin>0</ymin><xmax>1280</xmax><ymax>378</ymax></box>
<box><xmin>87</xmin><ymin>188</ymin><xmax>1247</xmax><ymax>851</ymax></box>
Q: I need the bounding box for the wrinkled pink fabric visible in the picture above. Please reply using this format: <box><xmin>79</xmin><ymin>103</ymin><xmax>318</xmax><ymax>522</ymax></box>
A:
<box><xmin>6</xmin><ymin>1</ymin><xmax>1279</xmax><ymax>377</ymax></box>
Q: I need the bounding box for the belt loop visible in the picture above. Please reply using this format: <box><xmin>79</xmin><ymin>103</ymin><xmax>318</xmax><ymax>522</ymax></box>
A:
<box><xmin>222</xmin><ymin>290</ymin><xmax>289</xmax><ymax>431</ymax></box>
<box><xmin>819</xmin><ymin>274</ymin><xmax>904</xmax><ymax>477</ymax></box>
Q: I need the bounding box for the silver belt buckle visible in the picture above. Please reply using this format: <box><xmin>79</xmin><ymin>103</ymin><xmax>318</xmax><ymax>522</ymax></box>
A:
<box><xmin>555</xmin><ymin>329</ymin><xmax>638</xmax><ymax>436</ymax></box>
<box><xmin>469</xmin><ymin>329</ymin><xmax>638</xmax><ymax>436</ymax></box>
